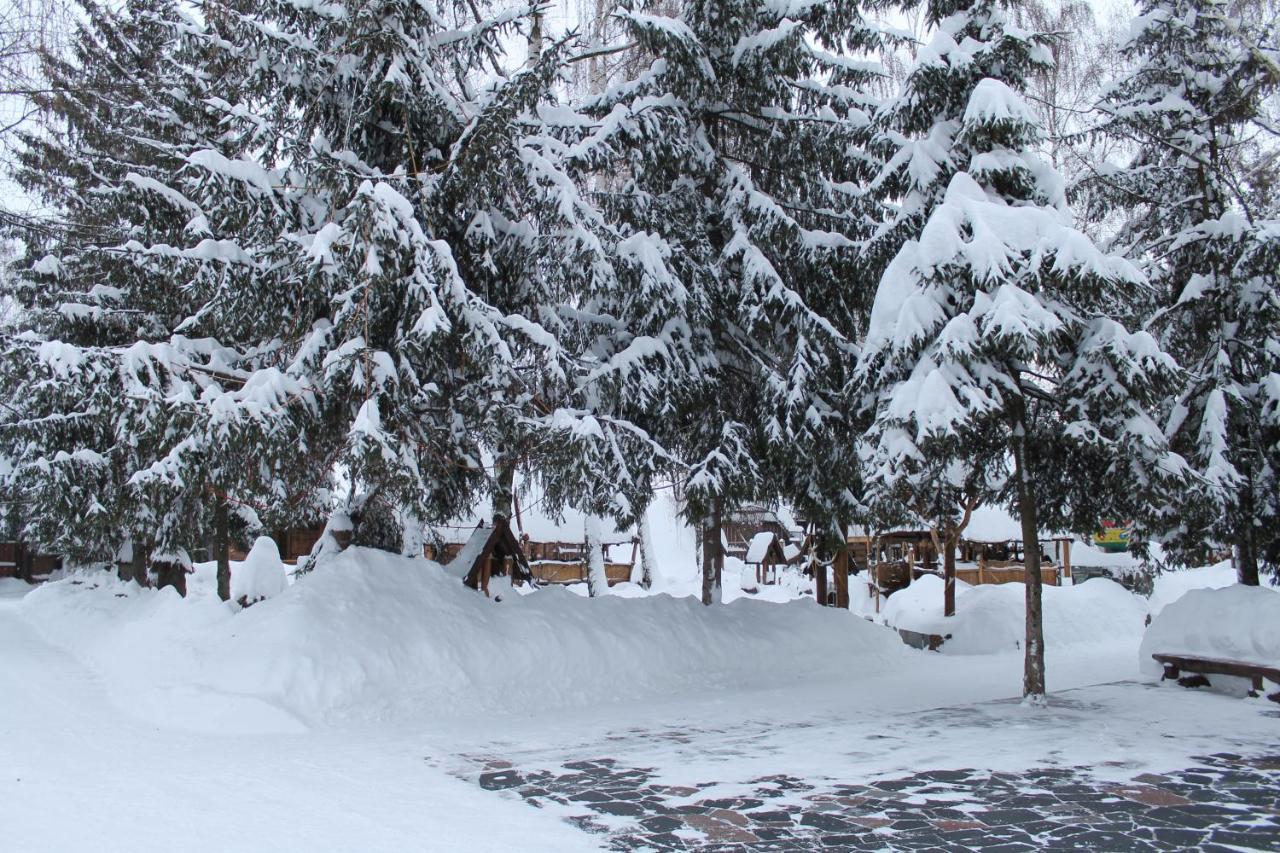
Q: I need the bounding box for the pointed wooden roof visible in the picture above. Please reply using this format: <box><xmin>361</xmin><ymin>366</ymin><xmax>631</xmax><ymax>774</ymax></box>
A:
<box><xmin>457</xmin><ymin>518</ymin><xmax>532</xmax><ymax>589</ymax></box>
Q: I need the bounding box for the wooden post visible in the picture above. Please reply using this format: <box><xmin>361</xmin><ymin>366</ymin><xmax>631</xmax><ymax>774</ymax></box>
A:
<box><xmin>978</xmin><ymin>546</ymin><xmax>987</xmax><ymax>586</ymax></box>
<box><xmin>1062</xmin><ymin>539</ymin><xmax>1072</xmax><ymax>580</ymax></box>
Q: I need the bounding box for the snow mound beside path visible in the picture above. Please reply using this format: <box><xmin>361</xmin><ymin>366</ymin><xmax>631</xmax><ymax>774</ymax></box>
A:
<box><xmin>22</xmin><ymin>547</ymin><xmax>907</xmax><ymax>728</ymax></box>
<box><xmin>880</xmin><ymin>574</ymin><xmax>1147</xmax><ymax>655</ymax></box>
<box><xmin>1139</xmin><ymin>584</ymin><xmax>1280</xmax><ymax>682</ymax></box>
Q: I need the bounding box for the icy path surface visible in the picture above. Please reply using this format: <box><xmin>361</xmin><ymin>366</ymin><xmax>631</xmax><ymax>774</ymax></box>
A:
<box><xmin>433</xmin><ymin>676</ymin><xmax>1280</xmax><ymax>851</ymax></box>
<box><xmin>0</xmin><ymin>583</ymin><xmax>596</xmax><ymax>853</ymax></box>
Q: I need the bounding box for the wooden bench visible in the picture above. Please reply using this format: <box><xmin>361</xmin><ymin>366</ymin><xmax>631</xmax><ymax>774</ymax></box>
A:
<box><xmin>1152</xmin><ymin>653</ymin><xmax>1280</xmax><ymax>703</ymax></box>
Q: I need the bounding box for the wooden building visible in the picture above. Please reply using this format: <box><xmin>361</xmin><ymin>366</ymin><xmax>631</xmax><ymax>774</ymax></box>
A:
<box><xmin>723</xmin><ymin>504</ymin><xmax>792</xmax><ymax>561</ymax></box>
<box><xmin>850</xmin><ymin>524</ymin><xmax>1074</xmax><ymax>613</ymax></box>
<box><xmin>0</xmin><ymin>541</ymin><xmax>61</xmax><ymax>582</ymax></box>
<box><xmin>956</xmin><ymin>536</ymin><xmax>1071</xmax><ymax>587</ymax></box>
<box><xmin>524</xmin><ymin>537</ymin><xmax>637</xmax><ymax>586</ymax></box>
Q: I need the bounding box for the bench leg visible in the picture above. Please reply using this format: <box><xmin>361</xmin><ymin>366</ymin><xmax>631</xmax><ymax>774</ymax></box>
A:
<box><xmin>1162</xmin><ymin>663</ymin><xmax>1180</xmax><ymax>681</ymax></box>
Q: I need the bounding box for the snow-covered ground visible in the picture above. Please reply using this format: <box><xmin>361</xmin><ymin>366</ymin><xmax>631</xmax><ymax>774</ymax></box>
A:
<box><xmin>0</xmin><ymin>576</ymin><xmax>595</xmax><ymax>853</ymax></box>
<box><xmin>2</xmin><ymin>549</ymin><xmax>1276</xmax><ymax>852</ymax></box>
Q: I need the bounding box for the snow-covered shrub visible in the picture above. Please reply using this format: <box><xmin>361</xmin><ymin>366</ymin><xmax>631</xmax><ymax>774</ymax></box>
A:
<box><xmin>231</xmin><ymin>537</ymin><xmax>286</xmax><ymax>608</ymax></box>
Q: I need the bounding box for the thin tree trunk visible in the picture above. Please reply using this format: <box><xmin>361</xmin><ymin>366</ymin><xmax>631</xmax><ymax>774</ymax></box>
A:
<box><xmin>1237</xmin><ymin>481</ymin><xmax>1260</xmax><ymax>586</ymax></box>
<box><xmin>585</xmin><ymin>514</ymin><xmax>609</xmax><ymax>597</ymax></box>
<box><xmin>713</xmin><ymin>499</ymin><xmax>723</xmax><ymax>595</ymax></box>
<box><xmin>492</xmin><ymin>451</ymin><xmax>516</xmax><ymax>525</ymax></box>
<box><xmin>131</xmin><ymin>541</ymin><xmax>149</xmax><ymax>587</ymax></box>
<box><xmin>215</xmin><ymin>499</ymin><xmax>231</xmax><ymax>602</ymax></box>
<box><xmin>944</xmin><ymin>530</ymin><xmax>957</xmax><ymax>617</ymax></box>
<box><xmin>700</xmin><ymin>499</ymin><xmax>723</xmax><ymax>605</ymax></box>
<box><xmin>1012</xmin><ymin>409</ymin><xmax>1047</xmax><ymax>703</ymax></box>
<box><xmin>401</xmin><ymin>509</ymin><xmax>424</xmax><ymax>559</ymax></box>
<box><xmin>527</xmin><ymin>8</ymin><xmax>543</xmax><ymax>64</ymax></box>
<box><xmin>813</xmin><ymin>527</ymin><xmax>828</xmax><ymax>607</ymax></box>
<box><xmin>833</xmin><ymin>532</ymin><xmax>850</xmax><ymax>609</ymax></box>
<box><xmin>637</xmin><ymin>509</ymin><xmax>656</xmax><ymax>589</ymax></box>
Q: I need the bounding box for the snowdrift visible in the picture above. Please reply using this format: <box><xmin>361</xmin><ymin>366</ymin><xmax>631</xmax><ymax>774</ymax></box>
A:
<box><xmin>1139</xmin><ymin>584</ymin><xmax>1280</xmax><ymax>682</ymax></box>
<box><xmin>1146</xmin><ymin>561</ymin><xmax>1239</xmax><ymax>618</ymax></box>
<box><xmin>21</xmin><ymin>547</ymin><xmax>907</xmax><ymax>728</ymax></box>
<box><xmin>878</xmin><ymin>574</ymin><xmax>1147</xmax><ymax>655</ymax></box>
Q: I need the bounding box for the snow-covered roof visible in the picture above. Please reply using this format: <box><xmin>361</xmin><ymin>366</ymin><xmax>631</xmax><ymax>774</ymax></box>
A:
<box><xmin>444</xmin><ymin>525</ymin><xmax>490</xmax><ymax>577</ymax></box>
<box><xmin>745</xmin><ymin>531</ymin><xmax>776</xmax><ymax>564</ymax></box>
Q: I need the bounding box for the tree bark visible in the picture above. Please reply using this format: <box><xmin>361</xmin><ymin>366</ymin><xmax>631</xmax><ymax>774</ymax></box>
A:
<box><xmin>832</xmin><ymin>533</ymin><xmax>849</xmax><ymax>609</ymax></box>
<box><xmin>214</xmin><ymin>499</ymin><xmax>231</xmax><ymax>602</ymax></box>
<box><xmin>585</xmin><ymin>514</ymin><xmax>609</xmax><ymax>597</ymax></box>
<box><xmin>1237</xmin><ymin>481</ymin><xmax>1260</xmax><ymax>586</ymax></box>
<box><xmin>401</xmin><ymin>508</ymin><xmax>424</xmax><ymax>559</ymax></box>
<box><xmin>492</xmin><ymin>451</ymin><xmax>516</xmax><ymax>525</ymax></box>
<box><xmin>1012</xmin><ymin>407</ymin><xmax>1047</xmax><ymax>703</ymax></box>
<box><xmin>637</xmin><ymin>509</ymin><xmax>656</xmax><ymax>589</ymax></box>
<box><xmin>700</xmin><ymin>499</ymin><xmax>723</xmax><ymax>605</ymax></box>
<box><xmin>130</xmin><ymin>541</ymin><xmax>150</xmax><ymax>587</ymax></box>
<box><xmin>943</xmin><ymin>531</ymin><xmax>957</xmax><ymax>617</ymax></box>
<box><xmin>812</xmin><ymin>527</ymin><xmax>828</xmax><ymax>607</ymax></box>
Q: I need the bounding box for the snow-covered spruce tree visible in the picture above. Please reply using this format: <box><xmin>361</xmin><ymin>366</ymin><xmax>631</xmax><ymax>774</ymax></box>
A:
<box><xmin>0</xmin><ymin>0</ymin><xmax>265</xmax><ymax>581</ymax></box>
<box><xmin>857</xmin><ymin>0</ymin><xmax>1054</xmax><ymax>618</ymax></box>
<box><xmin>555</xmin><ymin>0</ymin><xmax>887</xmax><ymax>604</ymax></box>
<box><xmin>170</xmin><ymin>0</ymin><xmax>603</xmax><ymax>559</ymax></box>
<box><xmin>856</xmin><ymin>76</ymin><xmax>1188</xmax><ymax>702</ymax></box>
<box><xmin>1085</xmin><ymin>0</ymin><xmax>1279</xmax><ymax>584</ymax></box>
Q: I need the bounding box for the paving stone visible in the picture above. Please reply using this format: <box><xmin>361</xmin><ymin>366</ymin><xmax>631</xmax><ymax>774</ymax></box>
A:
<box><xmin>458</xmin><ymin>732</ymin><xmax>1279</xmax><ymax>851</ymax></box>
<box><xmin>477</xmin><ymin>769</ymin><xmax>523</xmax><ymax>790</ymax></box>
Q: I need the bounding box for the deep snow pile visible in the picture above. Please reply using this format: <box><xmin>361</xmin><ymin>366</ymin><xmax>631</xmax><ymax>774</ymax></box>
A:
<box><xmin>1139</xmin><ymin>584</ymin><xmax>1280</xmax><ymax>682</ymax></box>
<box><xmin>21</xmin><ymin>547</ymin><xmax>907</xmax><ymax>727</ymax></box>
<box><xmin>230</xmin><ymin>536</ymin><xmax>288</xmax><ymax>605</ymax></box>
<box><xmin>877</xmin><ymin>574</ymin><xmax>1147</xmax><ymax>655</ymax></box>
<box><xmin>1146</xmin><ymin>561</ymin><xmax>1240</xmax><ymax>618</ymax></box>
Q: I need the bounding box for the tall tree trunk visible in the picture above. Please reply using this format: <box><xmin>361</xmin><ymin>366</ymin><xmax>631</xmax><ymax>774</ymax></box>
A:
<box><xmin>131</xmin><ymin>541</ymin><xmax>150</xmax><ymax>587</ymax></box>
<box><xmin>700</xmin><ymin>499</ymin><xmax>723</xmax><ymax>605</ymax></box>
<box><xmin>1237</xmin><ymin>480</ymin><xmax>1260</xmax><ymax>586</ymax></box>
<box><xmin>214</xmin><ymin>499</ymin><xmax>231</xmax><ymax>602</ymax></box>
<box><xmin>943</xmin><ymin>530</ymin><xmax>957</xmax><ymax>617</ymax></box>
<box><xmin>492</xmin><ymin>451</ymin><xmax>516</xmax><ymax>525</ymax></box>
<box><xmin>1012</xmin><ymin>406</ymin><xmax>1047</xmax><ymax>703</ymax></box>
<box><xmin>832</xmin><ymin>530</ymin><xmax>850</xmax><ymax>609</ymax></box>
<box><xmin>812</xmin><ymin>527</ymin><xmax>828</xmax><ymax>606</ymax></box>
<box><xmin>585</xmin><ymin>514</ymin><xmax>609</xmax><ymax>597</ymax></box>
<box><xmin>637</xmin><ymin>509</ymin><xmax>656</xmax><ymax>589</ymax></box>
<box><xmin>526</xmin><ymin>8</ymin><xmax>543</xmax><ymax>64</ymax></box>
<box><xmin>401</xmin><ymin>509</ymin><xmax>424</xmax><ymax>559</ymax></box>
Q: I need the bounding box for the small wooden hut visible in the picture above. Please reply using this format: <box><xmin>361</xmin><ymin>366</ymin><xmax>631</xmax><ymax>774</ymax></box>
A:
<box><xmin>456</xmin><ymin>519</ymin><xmax>533</xmax><ymax>596</ymax></box>
<box><xmin>723</xmin><ymin>504</ymin><xmax>790</xmax><ymax>561</ymax></box>
<box><xmin>744</xmin><ymin>531</ymin><xmax>788</xmax><ymax>585</ymax></box>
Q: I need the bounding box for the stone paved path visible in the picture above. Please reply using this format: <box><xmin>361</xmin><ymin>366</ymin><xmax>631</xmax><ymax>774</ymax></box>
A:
<box><xmin>462</xmin><ymin>751</ymin><xmax>1280</xmax><ymax>850</ymax></box>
